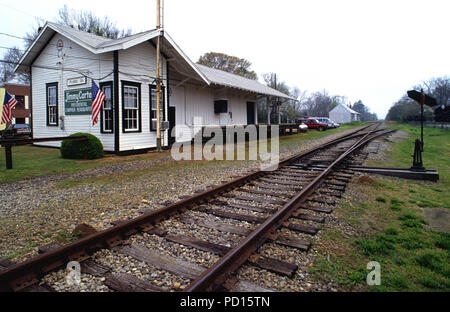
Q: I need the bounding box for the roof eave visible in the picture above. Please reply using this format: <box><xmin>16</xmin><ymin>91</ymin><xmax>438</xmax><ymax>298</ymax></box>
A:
<box><xmin>94</xmin><ymin>30</ymin><xmax>162</xmax><ymax>53</ymax></box>
<box><xmin>164</xmin><ymin>32</ymin><xmax>210</xmax><ymax>85</ymax></box>
<box><xmin>14</xmin><ymin>22</ymin><xmax>102</xmax><ymax>73</ymax></box>
<box><xmin>211</xmin><ymin>82</ymin><xmax>294</xmax><ymax>100</ymax></box>
<box><xmin>14</xmin><ymin>22</ymin><xmax>52</xmax><ymax>73</ymax></box>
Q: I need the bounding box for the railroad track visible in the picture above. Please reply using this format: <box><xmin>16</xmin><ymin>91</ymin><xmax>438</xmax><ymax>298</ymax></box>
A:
<box><xmin>0</xmin><ymin>123</ymin><xmax>395</xmax><ymax>292</ymax></box>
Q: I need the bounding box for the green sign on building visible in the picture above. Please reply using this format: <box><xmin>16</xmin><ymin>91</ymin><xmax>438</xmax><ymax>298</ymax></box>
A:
<box><xmin>65</xmin><ymin>88</ymin><xmax>92</xmax><ymax>115</ymax></box>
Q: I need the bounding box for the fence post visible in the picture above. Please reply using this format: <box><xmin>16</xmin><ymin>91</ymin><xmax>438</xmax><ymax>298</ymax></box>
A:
<box><xmin>5</xmin><ymin>144</ymin><xmax>12</xmax><ymax>170</ymax></box>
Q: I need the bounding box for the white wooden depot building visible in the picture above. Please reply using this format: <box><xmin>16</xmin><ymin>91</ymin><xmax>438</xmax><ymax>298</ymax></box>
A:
<box><xmin>15</xmin><ymin>22</ymin><xmax>293</xmax><ymax>153</ymax></box>
<box><xmin>329</xmin><ymin>104</ymin><xmax>361</xmax><ymax>124</ymax></box>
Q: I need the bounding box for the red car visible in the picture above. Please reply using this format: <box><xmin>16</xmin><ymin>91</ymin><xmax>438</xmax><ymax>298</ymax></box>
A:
<box><xmin>296</xmin><ymin>118</ymin><xmax>328</xmax><ymax>131</ymax></box>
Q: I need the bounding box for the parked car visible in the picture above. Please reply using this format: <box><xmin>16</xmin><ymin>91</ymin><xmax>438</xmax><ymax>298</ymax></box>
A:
<box><xmin>0</xmin><ymin>124</ymin><xmax>32</xmax><ymax>139</ymax></box>
<box><xmin>313</xmin><ymin>117</ymin><xmax>338</xmax><ymax>129</ymax></box>
<box><xmin>298</xmin><ymin>123</ymin><xmax>308</xmax><ymax>133</ymax></box>
<box><xmin>296</xmin><ymin>118</ymin><xmax>328</xmax><ymax>131</ymax></box>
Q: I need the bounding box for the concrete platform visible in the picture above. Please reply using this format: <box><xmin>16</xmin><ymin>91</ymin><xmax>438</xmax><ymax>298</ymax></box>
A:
<box><xmin>423</xmin><ymin>208</ymin><xmax>450</xmax><ymax>233</ymax></box>
<box><xmin>346</xmin><ymin>166</ymin><xmax>439</xmax><ymax>182</ymax></box>
<box><xmin>308</xmin><ymin>164</ymin><xmax>439</xmax><ymax>182</ymax></box>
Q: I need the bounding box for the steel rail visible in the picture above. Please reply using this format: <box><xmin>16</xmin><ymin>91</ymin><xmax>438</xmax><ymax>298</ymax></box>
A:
<box><xmin>185</xmin><ymin>125</ymin><xmax>393</xmax><ymax>292</ymax></box>
<box><xmin>0</xmin><ymin>124</ymin><xmax>376</xmax><ymax>291</ymax></box>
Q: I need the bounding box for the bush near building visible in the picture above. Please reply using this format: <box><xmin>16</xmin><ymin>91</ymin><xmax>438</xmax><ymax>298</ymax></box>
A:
<box><xmin>61</xmin><ymin>133</ymin><xmax>103</xmax><ymax>160</ymax></box>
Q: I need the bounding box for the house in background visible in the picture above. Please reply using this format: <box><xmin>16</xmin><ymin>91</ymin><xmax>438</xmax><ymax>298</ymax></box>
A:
<box><xmin>14</xmin><ymin>22</ymin><xmax>293</xmax><ymax>153</ymax></box>
<box><xmin>432</xmin><ymin>100</ymin><xmax>450</xmax><ymax>122</ymax></box>
<box><xmin>0</xmin><ymin>82</ymin><xmax>31</xmax><ymax>128</ymax></box>
<box><xmin>2</xmin><ymin>82</ymin><xmax>31</xmax><ymax>125</ymax></box>
<box><xmin>329</xmin><ymin>104</ymin><xmax>361</xmax><ymax>124</ymax></box>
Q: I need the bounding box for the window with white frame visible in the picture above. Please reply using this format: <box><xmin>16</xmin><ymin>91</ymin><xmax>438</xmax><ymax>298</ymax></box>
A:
<box><xmin>101</xmin><ymin>83</ymin><xmax>113</xmax><ymax>133</ymax></box>
<box><xmin>122</xmin><ymin>82</ymin><xmax>141</xmax><ymax>132</ymax></box>
<box><xmin>46</xmin><ymin>83</ymin><xmax>58</xmax><ymax>126</ymax></box>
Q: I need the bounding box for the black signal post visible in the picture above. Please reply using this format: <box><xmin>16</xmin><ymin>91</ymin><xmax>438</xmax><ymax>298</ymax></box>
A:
<box><xmin>407</xmin><ymin>89</ymin><xmax>437</xmax><ymax>171</ymax></box>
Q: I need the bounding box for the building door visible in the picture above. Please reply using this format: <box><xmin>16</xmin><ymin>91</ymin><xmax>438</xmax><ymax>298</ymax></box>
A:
<box><xmin>247</xmin><ymin>102</ymin><xmax>255</xmax><ymax>125</ymax></box>
<box><xmin>168</xmin><ymin>106</ymin><xmax>176</xmax><ymax>145</ymax></box>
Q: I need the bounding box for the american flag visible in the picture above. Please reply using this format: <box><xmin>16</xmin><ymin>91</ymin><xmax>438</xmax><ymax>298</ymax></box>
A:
<box><xmin>1</xmin><ymin>91</ymin><xmax>18</xmax><ymax>124</ymax></box>
<box><xmin>91</xmin><ymin>80</ymin><xmax>106</xmax><ymax>126</ymax></box>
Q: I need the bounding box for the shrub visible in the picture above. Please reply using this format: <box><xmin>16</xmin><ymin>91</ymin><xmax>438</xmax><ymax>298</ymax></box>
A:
<box><xmin>61</xmin><ymin>133</ymin><xmax>103</xmax><ymax>160</ymax></box>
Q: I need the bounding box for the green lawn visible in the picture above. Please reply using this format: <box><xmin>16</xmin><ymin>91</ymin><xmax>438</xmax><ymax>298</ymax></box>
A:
<box><xmin>0</xmin><ymin>123</ymin><xmax>365</xmax><ymax>184</ymax></box>
<box><xmin>0</xmin><ymin>145</ymin><xmax>161</xmax><ymax>183</ymax></box>
<box><xmin>311</xmin><ymin>122</ymin><xmax>450</xmax><ymax>292</ymax></box>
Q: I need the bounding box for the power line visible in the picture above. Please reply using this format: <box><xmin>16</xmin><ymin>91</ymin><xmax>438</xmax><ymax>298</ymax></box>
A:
<box><xmin>0</xmin><ymin>59</ymin><xmax>113</xmax><ymax>81</ymax></box>
<box><xmin>0</xmin><ymin>1</ymin><xmax>38</xmax><ymax>19</ymax></box>
<box><xmin>0</xmin><ymin>43</ymin><xmax>166</xmax><ymax>71</ymax></box>
<box><xmin>0</xmin><ymin>32</ymin><xmax>27</xmax><ymax>41</ymax></box>
<box><xmin>0</xmin><ymin>59</ymin><xmax>189</xmax><ymax>85</ymax></box>
<box><xmin>0</xmin><ymin>44</ymin><xmax>113</xmax><ymax>63</ymax></box>
<box><xmin>0</xmin><ymin>31</ymin><xmax>176</xmax><ymax>74</ymax></box>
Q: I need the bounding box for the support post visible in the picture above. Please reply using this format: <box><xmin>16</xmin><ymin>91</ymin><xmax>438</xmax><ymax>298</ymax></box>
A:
<box><xmin>5</xmin><ymin>144</ymin><xmax>12</xmax><ymax>170</ymax></box>
<box><xmin>411</xmin><ymin>139</ymin><xmax>425</xmax><ymax>171</ymax></box>
<box><xmin>421</xmin><ymin>90</ymin><xmax>424</xmax><ymax>151</ymax></box>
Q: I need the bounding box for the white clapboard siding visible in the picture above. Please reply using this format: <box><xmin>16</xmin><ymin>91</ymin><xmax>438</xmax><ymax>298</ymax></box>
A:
<box><xmin>31</xmin><ymin>33</ymin><xmax>257</xmax><ymax>151</ymax></box>
<box><xmin>32</xmin><ymin>34</ymin><xmax>115</xmax><ymax>151</ymax></box>
<box><xmin>118</xmin><ymin>42</ymin><xmax>168</xmax><ymax>151</ymax></box>
<box><xmin>170</xmin><ymin>83</ymin><xmax>256</xmax><ymax>142</ymax></box>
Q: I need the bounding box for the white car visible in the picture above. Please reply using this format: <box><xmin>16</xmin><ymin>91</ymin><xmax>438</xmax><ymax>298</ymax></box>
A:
<box><xmin>298</xmin><ymin>124</ymin><xmax>308</xmax><ymax>133</ymax></box>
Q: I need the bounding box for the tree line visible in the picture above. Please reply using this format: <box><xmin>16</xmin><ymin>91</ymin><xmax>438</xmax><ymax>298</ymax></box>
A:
<box><xmin>386</xmin><ymin>76</ymin><xmax>449</xmax><ymax>122</ymax></box>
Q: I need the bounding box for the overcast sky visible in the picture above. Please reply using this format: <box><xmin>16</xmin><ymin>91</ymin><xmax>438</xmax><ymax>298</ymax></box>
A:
<box><xmin>1</xmin><ymin>0</ymin><xmax>449</xmax><ymax>118</ymax></box>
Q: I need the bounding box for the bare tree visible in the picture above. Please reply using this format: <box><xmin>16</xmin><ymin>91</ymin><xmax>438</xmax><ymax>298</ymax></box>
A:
<box><xmin>57</xmin><ymin>5</ymin><xmax>132</xmax><ymax>39</ymax></box>
<box><xmin>0</xmin><ymin>47</ymin><xmax>29</xmax><ymax>83</ymax></box>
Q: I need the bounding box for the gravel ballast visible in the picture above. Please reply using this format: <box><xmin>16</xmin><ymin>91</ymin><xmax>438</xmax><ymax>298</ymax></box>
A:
<box><xmin>0</xmin><ymin>126</ymin><xmax>385</xmax><ymax>292</ymax></box>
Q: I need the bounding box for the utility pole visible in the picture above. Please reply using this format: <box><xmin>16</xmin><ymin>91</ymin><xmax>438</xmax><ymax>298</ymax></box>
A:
<box><xmin>274</xmin><ymin>74</ymin><xmax>279</xmax><ymax>125</ymax></box>
<box><xmin>420</xmin><ymin>89</ymin><xmax>424</xmax><ymax>150</ymax></box>
<box><xmin>156</xmin><ymin>0</ymin><xmax>163</xmax><ymax>151</ymax></box>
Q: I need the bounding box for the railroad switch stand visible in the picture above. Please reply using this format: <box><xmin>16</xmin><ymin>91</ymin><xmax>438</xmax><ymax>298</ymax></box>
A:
<box><xmin>411</xmin><ymin>139</ymin><xmax>425</xmax><ymax>171</ymax></box>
